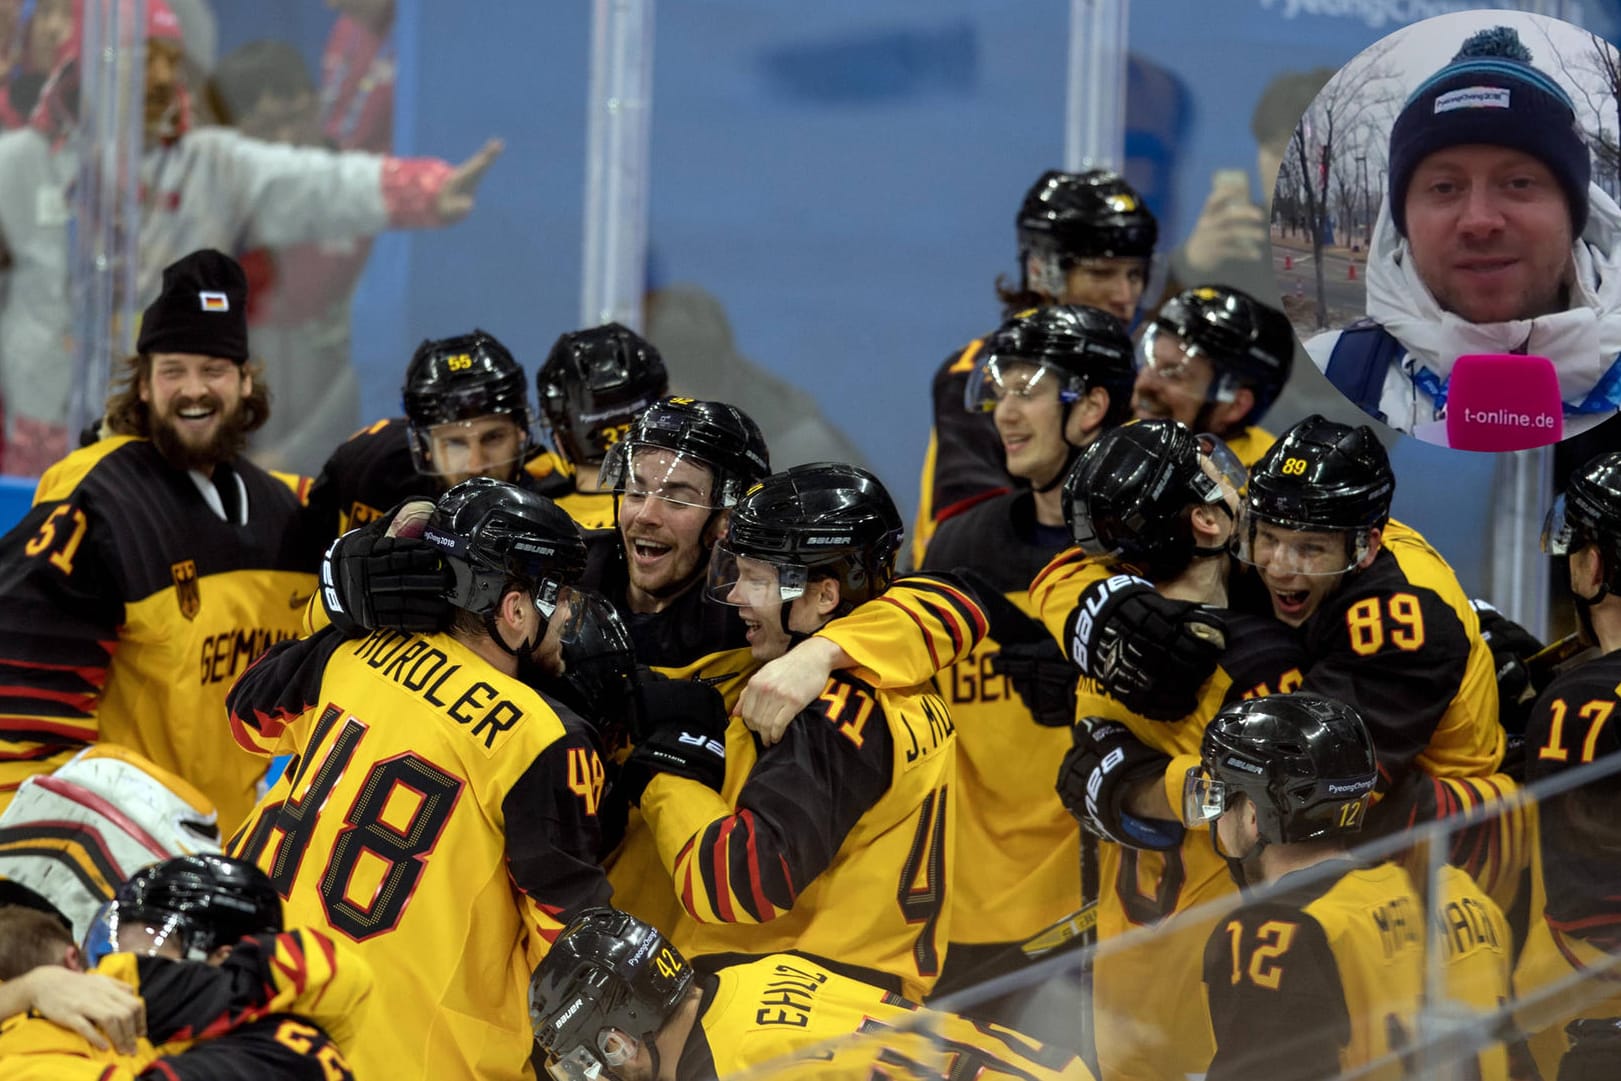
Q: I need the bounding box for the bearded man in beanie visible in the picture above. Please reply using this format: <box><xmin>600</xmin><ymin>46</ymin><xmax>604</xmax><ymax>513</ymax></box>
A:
<box><xmin>0</xmin><ymin>249</ymin><xmax>313</xmax><ymax>829</ymax></box>
<box><xmin>1309</xmin><ymin>25</ymin><xmax>1621</xmax><ymax>438</ymax></box>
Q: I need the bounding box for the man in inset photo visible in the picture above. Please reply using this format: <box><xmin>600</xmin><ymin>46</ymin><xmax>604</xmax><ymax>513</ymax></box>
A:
<box><xmin>1307</xmin><ymin>20</ymin><xmax>1621</xmax><ymax>443</ymax></box>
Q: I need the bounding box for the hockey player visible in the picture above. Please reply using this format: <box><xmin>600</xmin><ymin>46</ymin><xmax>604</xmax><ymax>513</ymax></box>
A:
<box><xmin>623</xmin><ymin>464</ymin><xmax>957</xmax><ymax>1001</ymax></box>
<box><xmin>528</xmin><ymin>907</ymin><xmax>1097</xmax><ymax>1081</ymax></box>
<box><xmin>302</xmin><ymin>328</ymin><xmax>536</xmax><ymax>546</ymax></box>
<box><xmin>1131</xmin><ymin>284</ymin><xmax>1293</xmax><ymax>466</ymax></box>
<box><xmin>914</xmin><ymin>169</ymin><xmax>1157</xmax><ymax>565</ymax></box>
<box><xmin>530</xmin><ymin>322</ymin><xmax>669</xmax><ymax>531</ymax></box>
<box><xmin>1228</xmin><ymin>419</ymin><xmax>1514</xmax><ymax>887</ymax></box>
<box><xmin>0</xmin><ymin>250</ymin><xmax>313</xmax><ymax>830</ymax></box>
<box><xmin>1187</xmin><ymin>693</ymin><xmax>1425</xmax><ymax>1080</ymax></box>
<box><xmin>918</xmin><ymin>305</ymin><xmax>1135</xmax><ymax>1010</ymax></box>
<box><xmin>0</xmin><ymin>854</ymin><xmax>370</xmax><ymax>1080</ymax></box>
<box><xmin>1044</xmin><ymin>419</ymin><xmax>1307</xmax><ymax>1081</ymax></box>
<box><xmin>1515</xmin><ymin>451</ymin><xmax>1621</xmax><ymax>1080</ymax></box>
<box><xmin>227</xmin><ymin>478</ymin><xmax>613</xmax><ymax>1081</ymax></box>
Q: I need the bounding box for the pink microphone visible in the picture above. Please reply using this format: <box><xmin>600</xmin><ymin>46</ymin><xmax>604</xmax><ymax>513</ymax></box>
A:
<box><xmin>1444</xmin><ymin>354</ymin><xmax>1563</xmax><ymax>451</ymax></box>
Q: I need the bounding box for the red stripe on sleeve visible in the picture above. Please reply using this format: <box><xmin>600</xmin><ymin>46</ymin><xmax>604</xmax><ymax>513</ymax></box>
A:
<box><xmin>879</xmin><ymin>596</ymin><xmax>939</xmax><ymax>671</ymax></box>
<box><xmin>710</xmin><ymin>818</ymin><xmax>738</xmax><ymax>923</ymax></box>
<box><xmin>738</xmin><ymin>809</ymin><xmax>775</xmax><ymax>920</ymax></box>
<box><xmin>928</xmin><ymin>580</ymin><xmax>988</xmax><ymax>640</ymax></box>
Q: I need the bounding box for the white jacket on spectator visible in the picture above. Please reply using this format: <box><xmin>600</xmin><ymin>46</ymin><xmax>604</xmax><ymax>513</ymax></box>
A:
<box><xmin>1307</xmin><ymin>184</ymin><xmax>1621</xmax><ymax>437</ymax></box>
<box><xmin>0</xmin><ymin>125</ymin><xmax>445</xmax><ymax>474</ymax></box>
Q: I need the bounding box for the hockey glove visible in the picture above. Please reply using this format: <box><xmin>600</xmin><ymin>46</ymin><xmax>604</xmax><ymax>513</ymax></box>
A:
<box><xmin>952</xmin><ymin>569</ymin><xmax>1077</xmax><ymax>726</ymax></box>
<box><xmin>990</xmin><ymin>638</ymin><xmax>1079</xmax><ymax>727</ymax></box>
<box><xmin>1069</xmin><ymin>575</ymin><xmax>1226</xmax><ymax>721</ymax></box>
<box><xmin>1056</xmin><ymin>719</ymin><xmax>1181</xmax><ymax>850</ymax></box>
<box><xmin>635</xmin><ymin>677</ymin><xmax>731</xmax><ymax>742</ymax></box>
<box><xmin>618</xmin><ymin>726</ymin><xmax>727</xmax><ymax>806</ymax></box>
<box><xmin>320</xmin><ymin>525</ymin><xmax>451</xmax><ymax>637</ymax></box>
<box><xmin>1471</xmin><ymin>598</ymin><xmax>1543</xmax><ymax>734</ymax></box>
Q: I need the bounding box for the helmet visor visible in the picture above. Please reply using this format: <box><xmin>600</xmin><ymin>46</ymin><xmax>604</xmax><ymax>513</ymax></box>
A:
<box><xmin>1233</xmin><ymin>506</ymin><xmax>1369</xmax><ymax>577</ymax></box>
<box><xmin>539</xmin><ymin>585</ymin><xmax>618</xmax><ymax>648</ymax></box>
<box><xmin>1541</xmin><ymin>493</ymin><xmax>1582</xmax><ymax>557</ymax></box>
<box><xmin>101</xmin><ymin>905</ymin><xmax>199</xmax><ymax>959</ymax></box>
<box><xmin>1024</xmin><ymin>247</ymin><xmax>1156</xmax><ymax>305</ymax></box>
<box><xmin>1137</xmin><ymin>325</ymin><xmax>1236</xmax><ymax>402</ymax></box>
<box><xmin>964</xmin><ymin>356</ymin><xmax>1072</xmax><ymax>415</ymax></box>
<box><xmin>1182</xmin><ymin>764</ymin><xmax>1232</xmax><ymax>826</ymax></box>
<box><xmin>1196</xmin><ymin>433</ymin><xmax>1249</xmax><ymax>494</ymax></box>
<box><xmin>82</xmin><ymin>900</ymin><xmax>120</xmax><ymax>966</ymax></box>
<box><xmin>599</xmin><ymin>442</ymin><xmax>720</xmax><ymax>510</ymax></box>
<box><xmin>706</xmin><ymin>541</ymin><xmax>807</xmax><ymax>607</ymax></box>
<box><xmin>412</xmin><ymin>414</ymin><xmax>530</xmax><ymax>479</ymax></box>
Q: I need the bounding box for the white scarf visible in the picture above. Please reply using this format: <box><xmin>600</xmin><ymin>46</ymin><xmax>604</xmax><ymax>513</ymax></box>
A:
<box><xmin>1364</xmin><ymin>182</ymin><xmax>1621</xmax><ymax>409</ymax></box>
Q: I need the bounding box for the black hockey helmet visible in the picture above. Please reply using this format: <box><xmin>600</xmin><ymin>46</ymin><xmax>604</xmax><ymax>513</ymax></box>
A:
<box><xmin>1543</xmin><ymin>450</ymin><xmax>1621</xmax><ymax>596</ymax></box>
<box><xmin>529</xmin><ymin>908</ymin><xmax>694</xmax><ymax>1081</ymax></box>
<box><xmin>402</xmin><ymin>329</ymin><xmax>533</xmax><ymax>476</ymax></box>
<box><xmin>109</xmin><ymin>854</ymin><xmax>281</xmax><ymax>960</ymax></box>
<box><xmin>1184</xmin><ymin>693</ymin><xmax>1377</xmax><ymax>845</ymax></box>
<box><xmin>966</xmin><ymin>305</ymin><xmax>1137</xmax><ymax>431</ymax></box>
<box><xmin>1139</xmin><ymin>286</ymin><xmax>1295</xmax><ymax>424</ymax></box>
<box><xmin>1064</xmin><ymin>420</ymin><xmax>1246</xmax><ymax>580</ymax></box>
<box><xmin>558</xmin><ymin>599</ymin><xmax>643</xmax><ymax>748</ymax></box>
<box><xmin>537</xmin><ymin>324</ymin><xmax>669</xmax><ymax>471</ymax></box>
<box><xmin>598</xmin><ymin>397</ymin><xmax>770</xmax><ymax>511</ymax></box>
<box><xmin>1236</xmin><ymin>416</ymin><xmax>1394</xmax><ymax>575</ymax></box>
<box><xmin>709</xmin><ymin>463</ymin><xmax>904</xmax><ymax>618</ymax></box>
<box><xmin>424</xmin><ymin>478</ymin><xmax>588</xmax><ymax>620</ymax></box>
<box><xmin>1017</xmin><ymin>169</ymin><xmax>1158</xmax><ymax>272</ymax></box>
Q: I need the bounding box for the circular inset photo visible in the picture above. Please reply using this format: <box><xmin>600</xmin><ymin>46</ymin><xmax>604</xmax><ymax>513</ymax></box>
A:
<box><xmin>1271</xmin><ymin>9</ymin><xmax>1621</xmax><ymax>450</ymax></box>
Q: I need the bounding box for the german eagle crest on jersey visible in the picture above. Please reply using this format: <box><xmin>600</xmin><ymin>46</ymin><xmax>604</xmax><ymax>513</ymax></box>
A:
<box><xmin>171</xmin><ymin>559</ymin><xmax>200</xmax><ymax>620</ymax></box>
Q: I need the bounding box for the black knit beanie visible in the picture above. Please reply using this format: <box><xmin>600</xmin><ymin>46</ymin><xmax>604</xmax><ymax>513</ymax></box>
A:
<box><xmin>1387</xmin><ymin>26</ymin><xmax>1590</xmax><ymax>238</ymax></box>
<box><xmin>136</xmin><ymin>249</ymin><xmax>250</xmax><ymax>362</ymax></box>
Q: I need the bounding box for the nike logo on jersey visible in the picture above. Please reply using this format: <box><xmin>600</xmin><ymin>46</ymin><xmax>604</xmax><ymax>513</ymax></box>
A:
<box><xmin>289</xmin><ymin>590</ymin><xmax>314</xmax><ymax>609</ymax></box>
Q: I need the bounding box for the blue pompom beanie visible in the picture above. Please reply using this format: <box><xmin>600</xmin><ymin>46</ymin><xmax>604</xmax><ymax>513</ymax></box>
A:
<box><xmin>1388</xmin><ymin>26</ymin><xmax>1590</xmax><ymax>238</ymax></box>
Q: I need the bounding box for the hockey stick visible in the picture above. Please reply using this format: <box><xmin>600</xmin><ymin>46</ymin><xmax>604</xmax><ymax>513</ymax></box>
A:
<box><xmin>1522</xmin><ymin>632</ymin><xmax>1586</xmax><ymax>687</ymax></box>
<box><xmin>1019</xmin><ymin>899</ymin><xmax>1100</xmax><ymax>958</ymax></box>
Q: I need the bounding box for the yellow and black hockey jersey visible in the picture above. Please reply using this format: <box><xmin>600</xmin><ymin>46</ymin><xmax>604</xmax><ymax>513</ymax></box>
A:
<box><xmin>0</xmin><ymin>928</ymin><xmax>370</xmax><ymax>1081</ymax></box>
<box><xmin>1277</xmin><ymin>521</ymin><xmax>1502</xmax><ymax>792</ymax></box>
<box><xmin>1515</xmin><ymin>649</ymin><xmax>1621</xmax><ymax>1077</ymax></box>
<box><xmin>675</xmin><ymin>954</ymin><xmax>1095</xmax><ymax>1081</ymax></box>
<box><xmin>226</xmin><ymin>625</ymin><xmax>612</xmax><ymax>1081</ymax></box>
<box><xmin>1202</xmin><ymin>860</ymin><xmax>1426</xmax><ymax>1081</ymax></box>
<box><xmin>920</xmin><ymin>490</ymin><xmax>1087</xmax><ymax>951</ymax></box>
<box><xmin>1430</xmin><ymin>863</ymin><xmax>1519</xmax><ymax>1081</ymax></box>
<box><xmin>642</xmin><ymin>669</ymin><xmax>957</xmax><ymax>1003</ymax></box>
<box><xmin>1269</xmin><ymin>522</ymin><xmax>1518</xmax><ymax>904</ymax></box>
<box><xmin>300</xmin><ymin>418</ymin><xmax>432</xmax><ymax>552</ymax></box>
<box><xmin>1523</xmin><ymin>647</ymin><xmax>1621</xmax><ymax>951</ymax></box>
<box><xmin>522</xmin><ymin>449</ymin><xmax>618</xmax><ymax>531</ymax></box>
<box><xmin>0</xmin><ymin>437</ymin><xmax>314</xmax><ymax>830</ymax></box>
<box><xmin>591</xmin><ymin>534</ymin><xmax>985</xmax><ymax>941</ymax></box>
